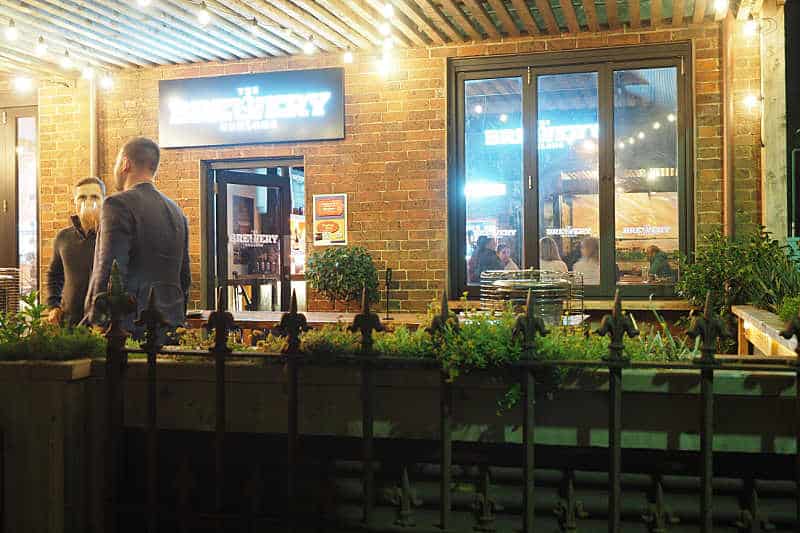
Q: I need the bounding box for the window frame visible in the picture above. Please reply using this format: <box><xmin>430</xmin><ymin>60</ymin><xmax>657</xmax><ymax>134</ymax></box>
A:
<box><xmin>447</xmin><ymin>42</ymin><xmax>695</xmax><ymax>300</ymax></box>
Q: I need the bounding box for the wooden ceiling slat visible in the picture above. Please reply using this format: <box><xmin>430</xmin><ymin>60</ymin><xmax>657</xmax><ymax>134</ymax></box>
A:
<box><xmin>436</xmin><ymin>0</ymin><xmax>484</xmax><ymax>39</ymax></box>
<box><xmin>508</xmin><ymin>0</ymin><xmax>540</xmax><ymax>34</ymax></box>
<box><xmin>0</xmin><ymin>14</ymin><xmax>128</xmax><ymax>69</ymax></box>
<box><xmin>415</xmin><ymin>0</ymin><xmax>466</xmax><ymax>41</ymax></box>
<box><xmin>606</xmin><ymin>0</ymin><xmax>620</xmax><ymax>28</ymax></box>
<box><xmin>535</xmin><ymin>0</ymin><xmax>561</xmax><ymax>33</ymax></box>
<box><xmin>671</xmin><ymin>0</ymin><xmax>685</xmax><ymax>25</ymax></box>
<box><xmin>485</xmin><ymin>0</ymin><xmax>521</xmax><ymax>35</ymax></box>
<box><xmin>341</xmin><ymin>0</ymin><xmax>413</xmax><ymax>47</ymax></box>
<box><xmin>198</xmin><ymin>0</ymin><xmax>287</xmax><ymax>56</ymax></box>
<box><xmin>0</xmin><ymin>50</ymin><xmax>63</xmax><ymax>76</ymax></box>
<box><xmin>461</xmin><ymin>0</ymin><xmax>502</xmax><ymax>37</ymax></box>
<box><xmin>692</xmin><ymin>0</ymin><xmax>708</xmax><ymax>23</ymax></box>
<box><xmin>199</xmin><ymin>0</ymin><xmax>307</xmax><ymax>54</ymax></box>
<box><xmin>581</xmin><ymin>0</ymin><xmax>600</xmax><ymax>31</ymax></box>
<box><xmin>650</xmin><ymin>0</ymin><xmax>663</xmax><ymax>25</ymax></box>
<box><xmin>241</xmin><ymin>0</ymin><xmax>353</xmax><ymax>51</ymax></box>
<box><xmin>290</xmin><ymin>0</ymin><xmax>374</xmax><ymax>48</ymax></box>
<box><xmin>58</xmin><ymin>0</ymin><xmax>221</xmax><ymax>62</ymax></box>
<box><xmin>558</xmin><ymin>0</ymin><xmax>581</xmax><ymax>32</ymax></box>
<box><xmin>362</xmin><ymin>0</ymin><xmax>430</xmax><ymax>46</ymax></box>
<box><xmin>628</xmin><ymin>0</ymin><xmax>641</xmax><ymax>27</ymax></box>
<box><xmin>314</xmin><ymin>0</ymin><xmax>384</xmax><ymax>47</ymax></box>
<box><xmin>389</xmin><ymin>0</ymin><xmax>448</xmax><ymax>44</ymax></box>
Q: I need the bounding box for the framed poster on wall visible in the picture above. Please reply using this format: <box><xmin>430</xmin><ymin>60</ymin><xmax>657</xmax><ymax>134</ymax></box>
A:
<box><xmin>313</xmin><ymin>193</ymin><xmax>347</xmax><ymax>246</ymax></box>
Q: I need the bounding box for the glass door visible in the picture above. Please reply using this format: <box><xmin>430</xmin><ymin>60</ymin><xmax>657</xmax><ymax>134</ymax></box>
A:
<box><xmin>215</xmin><ymin>169</ymin><xmax>292</xmax><ymax>312</ymax></box>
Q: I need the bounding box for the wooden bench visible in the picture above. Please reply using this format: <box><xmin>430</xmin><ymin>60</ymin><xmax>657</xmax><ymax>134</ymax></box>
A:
<box><xmin>731</xmin><ymin>305</ymin><xmax>797</xmax><ymax>357</ymax></box>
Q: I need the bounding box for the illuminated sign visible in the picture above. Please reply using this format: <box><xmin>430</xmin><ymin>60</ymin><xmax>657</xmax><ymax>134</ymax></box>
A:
<box><xmin>230</xmin><ymin>233</ymin><xmax>280</xmax><ymax>246</ymax></box>
<box><xmin>546</xmin><ymin>227</ymin><xmax>592</xmax><ymax>236</ymax></box>
<box><xmin>159</xmin><ymin>68</ymin><xmax>344</xmax><ymax>148</ymax></box>
<box><xmin>622</xmin><ymin>225</ymin><xmax>673</xmax><ymax>235</ymax></box>
<box><xmin>484</xmin><ymin>120</ymin><xmax>599</xmax><ymax>149</ymax></box>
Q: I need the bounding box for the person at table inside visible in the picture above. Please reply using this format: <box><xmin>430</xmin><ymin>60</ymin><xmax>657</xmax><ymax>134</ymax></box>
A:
<box><xmin>497</xmin><ymin>243</ymin><xmax>519</xmax><ymax>270</ymax></box>
<box><xmin>539</xmin><ymin>237</ymin><xmax>568</xmax><ymax>272</ymax></box>
<box><xmin>572</xmin><ymin>236</ymin><xmax>600</xmax><ymax>285</ymax></box>
<box><xmin>646</xmin><ymin>245</ymin><xmax>675</xmax><ymax>281</ymax></box>
<box><xmin>85</xmin><ymin>137</ymin><xmax>191</xmax><ymax>338</ymax></box>
<box><xmin>468</xmin><ymin>235</ymin><xmax>503</xmax><ymax>282</ymax></box>
<box><xmin>46</xmin><ymin>177</ymin><xmax>105</xmax><ymax>326</ymax></box>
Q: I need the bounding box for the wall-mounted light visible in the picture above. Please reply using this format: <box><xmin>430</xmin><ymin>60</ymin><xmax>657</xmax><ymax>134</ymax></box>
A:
<box><xmin>100</xmin><ymin>75</ymin><xmax>114</xmax><ymax>91</ymax></box>
<box><xmin>743</xmin><ymin>14</ymin><xmax>758</xmax><ymax>37</ymax></box>
<box><xmin>743</xmin><ymin>93</ymin><xmax>762</xmax><ymax>111</ymax></box>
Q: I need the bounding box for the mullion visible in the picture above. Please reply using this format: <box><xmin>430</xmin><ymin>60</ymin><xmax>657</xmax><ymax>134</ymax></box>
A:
<box><xmin>599</xmin><ymin>64</ymin><xmax>616</xmax><ymax>297</ymax></box>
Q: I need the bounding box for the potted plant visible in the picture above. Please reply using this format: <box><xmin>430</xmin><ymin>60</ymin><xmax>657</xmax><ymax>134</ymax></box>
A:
<box><xmin>306</xmin><ymin>246</ymin><xmax>379</xmax><ymax>311</ymax></box>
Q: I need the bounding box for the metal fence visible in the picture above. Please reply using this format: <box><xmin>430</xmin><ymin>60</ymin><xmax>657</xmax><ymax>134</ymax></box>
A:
<box><xmin>99</xmin><ymin>276</ymin><xmax>800</xmax><ymax>533</ymax></box>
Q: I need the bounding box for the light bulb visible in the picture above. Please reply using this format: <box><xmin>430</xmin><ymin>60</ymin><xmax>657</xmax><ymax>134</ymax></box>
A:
<box><xmin>628</xmin><ymin>137</ymin><xmax>635</xmax><ymax>145</ymax></box>
<box><xmin>379</xmin><ymin>22</ymin><xmax>391</xmax><ymax>36</ymax></box>
<box><xmin>378</xmin><ymin>57</ymin><xmax>392</xmax><ymax>77</ymax></box>
<box><xmin>82</xmin><ymin>66</ymin><xmax>95</xmax><ymax>80</ymax></box>
<box><xmin>652</xmin><ymin>121</ymin><xmax>661</xmax><ymax>130</ymax></box>
<box><xmin>35</xmin><ymin>37</ymin><xmax>47</xmax><ymax>57</ymax></box>
<box><xmin>714</xmin><ymin>0</ymin><xmax>728</xmax><ymax>16</ymax></box>
<box><xmin>343</xmin><ymin>50</ymin><xmax>354</xmax><ymax>63</ymax></box>
<box><xmin>743</xmin><ymin>93</ymin><xmax>761</xmax><ymax>110</ymax></box>
<box><xmin>473</xmin><ymin>104</ymin><xmax>483</xmax><ymax>114</ymax></box>
<box><xmin>5</xmin><ymin>20</ymin><xmax>18</xmax><ymax>41</ymax></box>
<box><xmin>100</xmin><ymin>75</ymin><xmax>114</xmax><ymax>91</ymax></box>
<box><xmin>499</xmin><ymin>113</ymin><xmax>508</xmax><ymax>123</ymax></box>
<box><xmin>618</xmin><ymin>141</ymin><xmax>626</xmax><ymax>149</ymax></box>
<box><xmin>667</xmin><ymin>113</ymin><xmax>676</xmax><ymax>122</ymax></box>
<box><xmin>303</xmin><ymin>39</ymin><xmax>315</xmax><ymax>54</ymax></box>
<box><xmin>382</xmin><ymin>3</ymin><xmax>394</xmax><ymax>17</ymax></box>
<box><xmin>637</xmin><ymin>131</ymin><xmax>645</xmax><ymax>140</ymax></box>
<box><xmin>249</xmin><ymin>19</ymin><xmax>260</xmax><ymax>35</ymax></box>
<box><xmin>198</xmin><ymin>4</ymin><xmax>211</xmax><ymax>26</ymax></box>
<box><xmin>12</xmin><ymin>76</ymin><xmax>32</xmax><ymax>93</ymax></box>
<box><xmin>383</xmin><ymin>36</ymin><xmax>394</xmax><ymax>50</ymax></box>
<box><xmin>138</xmin><ymin>0</ymin><xmax>151</xmax><ymax>6</ymax></box>
<box><xmin>60</xmin><ymin>51</ymin><xmax>73</xmax><ymax>70</ymax></box>
<box><xmin>743</xmin><ymin>16</ymin><xmax>758</xmax><ymax>37</ymax></box>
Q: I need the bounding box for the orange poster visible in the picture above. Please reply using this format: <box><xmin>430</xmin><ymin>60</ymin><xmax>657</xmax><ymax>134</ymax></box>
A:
<box><xmin>313</xmin><ymin>193</ymin><xmax>347</xmax><ymax>246</ymax></box>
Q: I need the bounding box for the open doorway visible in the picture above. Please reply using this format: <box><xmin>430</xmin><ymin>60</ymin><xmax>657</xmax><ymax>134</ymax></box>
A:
<box><xmin>203</xmin><ymin>158</ymin><xmax>305</xmax><ymax>312</ymax></box>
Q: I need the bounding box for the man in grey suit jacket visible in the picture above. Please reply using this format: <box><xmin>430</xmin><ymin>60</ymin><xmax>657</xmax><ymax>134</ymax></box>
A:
<box><xmin>85</xmin><ymin>137</ymin><xmax>191</xmax><ymax>337</ymax></box>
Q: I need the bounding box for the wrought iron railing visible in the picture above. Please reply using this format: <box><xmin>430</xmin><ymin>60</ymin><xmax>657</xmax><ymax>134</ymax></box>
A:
<box><xmin>98</xmin><ymin>265</ymin><xmax>800</xmax><ymax>533</ymax></box>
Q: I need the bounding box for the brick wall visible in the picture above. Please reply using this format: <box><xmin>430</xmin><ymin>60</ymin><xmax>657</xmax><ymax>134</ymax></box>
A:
<box><xmin>34</xmin><ymin>21</ymin><xmax>761</xmax><ymax>312</ymax></box>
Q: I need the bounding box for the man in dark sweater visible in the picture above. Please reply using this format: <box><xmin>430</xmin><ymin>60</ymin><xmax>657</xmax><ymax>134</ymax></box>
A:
<box><xmin>47</xmin><ymin>177</ymin><xmax>105</xmax><ymax>326</ymax></box>
<box><xmin>85</xmin><ymin>137</ymin><xmax>191</xmax><ymax>337</ymax></box>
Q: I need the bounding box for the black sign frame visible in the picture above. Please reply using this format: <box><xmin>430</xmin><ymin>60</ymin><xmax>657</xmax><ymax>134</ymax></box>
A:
<box><xmin>158</xmin><ymin>67</ymin><xmax>345</xmax><ymax>149</ymax></box>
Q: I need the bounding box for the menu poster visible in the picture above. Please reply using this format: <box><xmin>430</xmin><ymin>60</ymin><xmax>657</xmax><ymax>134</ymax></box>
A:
<box><xmin>313</xmin><ymin>193</ymin><xmax>347</xmax><ymax>246</ymax></box>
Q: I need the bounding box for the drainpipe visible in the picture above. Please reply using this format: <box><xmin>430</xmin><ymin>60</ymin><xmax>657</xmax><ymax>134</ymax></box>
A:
<box><xmin>88</xmin><ymin>77</ymin><xmax>97</xmax><ymax>178</ymax></box>
<box><xmin>721</xmin><ymin>13</ymin><xmax>736</xmax><ymax>237</ymax></box>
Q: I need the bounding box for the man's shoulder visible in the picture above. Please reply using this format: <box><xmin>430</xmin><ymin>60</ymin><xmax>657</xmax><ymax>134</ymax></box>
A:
<box><xmin>55</xmin><ymin>226</ymin><xmax>77</xmax><ymax>243</ymax></box>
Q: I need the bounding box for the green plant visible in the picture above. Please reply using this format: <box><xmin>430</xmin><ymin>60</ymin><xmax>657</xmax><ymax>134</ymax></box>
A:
<box><xmin>301</xmin><ymin>324</ymin><xmax>359</xmax><ymax>357</ymax></box>
<box><xmin>374</xmin><ymin>326</ymin><xmax>432</xmax><ymax>358</ymax></box>
<box><xmin>779</xmin><ymin>295</ymin><xmax>800</xmax><ymax>322</ymax></box>
<box><xmin>169</xmin><ymin>327</ymin><xmax>250</xmax><ymax>352</ymax></box>
<box><xmin>306</xmin><ymin>246</ymin><xmax>379</xmax><ymax>309</ymax></box>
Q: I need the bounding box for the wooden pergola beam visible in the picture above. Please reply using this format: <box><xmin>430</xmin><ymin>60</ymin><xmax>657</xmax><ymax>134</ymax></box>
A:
<box><xmin>606</xmin><ymin>0</ymin><xmax>620</xmax><ymax>28</ymax></box>
<box><xmin>558</xmin><ymin>0</ymin><xmax>581</xmax><ymax>32</ymax></box>
<box><xmin>485</xmin><ymin>0</ymin><xmax>521</xmax><ymax>36</ymax></box>
<box><xmin>389</xmin><ymin>0</ymin><xmax>448</xmax><ymax>44</ymax></box>
<box><xmin>671</xmin><ymin>0</ymin><xmax>685</xmax><ymax>25</ymax></box>
<box><xmin>303</xmin><ymin>0</ymin><xmax>382</xmax><ymax>47</ymax></box>
<box><xmin>535</xmin><ymin>0</ymin><xmax>561</xmax><ymax>33</ymax></box>
<box><xmin>581</xmin><ymin>0</ymin><xmax>600</xmax><ymax>31</ymax></box>
<box><xmin>509</xmin><ymin>0</ymin><xmax>540</xmax><ymax>34</ymax></box>
<box><xmin>363</xmin><ymin>0</ymin><xmax>430</xmax><ymax>46</ymax></box>
<box><xmin>629</xmin><ymin>0</ymin><xmax>642</xmax><ymax>27</ymax></box>
<box><xmin>241</xmin><ymin>0</ymin><xmax>351</xmax><ymax>51</ymax></box>
<box><xmin>342</xmin><ymin>0</ymin><xmax>414</xmax><ymax>47</ymax></box>
<box><xmin>461</xmin><ymin>0</ymin><xmax>502</xmax><ymax>37</ymax></box>
<box><xmin>289</xmin><ymin>0</ymin><xmax>373</xmax><ymax>48</ymax></box>
<box><xmin>415</xmin><ymin>0</ymin><xmax>466</xmax><ymax>41</ymax></box>
<box><xmin>692</xmin><ymin>0</ymin><xmax>708</xmax><ymax>23</ymax></box>
<box><xmin>650</xmin><ymin>0</ymin><xmax>663</xmax><ymax>25</ymax></box>
<box><xmin>200</xmin><ymin>0</ymin><xmax>302</xmax><ymax>54</ymax></box>
<box><xmin>436</xmin><ymin>0</ymin><xmax>484</xmax><ymax>40</ymax></box>
<box><xmin>200</xmin><ymin>0</ymin><xmax>288</xmax><ymax>56</ymax></box>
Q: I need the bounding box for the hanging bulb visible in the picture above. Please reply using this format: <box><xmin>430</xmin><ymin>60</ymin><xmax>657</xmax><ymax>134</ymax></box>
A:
<box><xmin>197</xmin><ymin>3</ymin><xmax>211</xmax><ymax>26</ymax></box>
<box><xmin>343</xmin><ymin>49</ymin><xmax>354</xmax><ymax>63</ymax></box>
<box><xmin>100</xmin><ymin>75</ymin><xmax>114</xmax><ymax>91</ymax></box>
<box><xmin>382</xmin><ymin>3</ymin><xmax>394</xmax><ymax>17</ymax></box>
<box><xmin>5</xmin><ymin>19</ymin><xmax>18</xmax><ymax>42</ymax></box>
<box><xmin>60</xmin><ymin>50</ymin><xmax>73</xmax><ymax>70</ymax></box>
<box><xmin>303</xmin><ymin>38</ymin><xmax>315</xmax><ymax>54</ymax></box>
<box><xmin>379</xmin><ymin>22</ymin><xmax>391</xmax><ymax>36</ymax></box>
<box><xmin>713</xmin><ymin>0</ymin><xmax>728</xmax><ymax>16</ymax></box>
<box><xmin>137</xmin><ymin>0</ymin><xmax>151</xmax><ymax>6</ymax></box>
<box><xmin>82</xmin><ymin>66</ymin><xmax>95</xmax><ymax>80</ymax></box>
<box><xmin>249</xmin><ymin>18</ymin><xmax>260</xmax><ymax>35</ymax></box>
<box><xmin>12</xmin><ymin>76</ymin><xmax>33</xmax><ymax>93</ymax></box>
<box><xmin>35</xmin><ymin>36</ymin><xmax>47</xmax><ymax>57</ymax></box>
<box><xmin>743</xmin><ymin>14</ymin><xmax>758</xmax><ymax>37</ymax></box>
<box><xmin>383</xmin><ymin>36</ymin><xmax>394</xmax><ymax>50</ymax></box>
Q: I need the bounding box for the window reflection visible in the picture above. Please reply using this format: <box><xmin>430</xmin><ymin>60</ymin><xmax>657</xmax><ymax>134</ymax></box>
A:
<box><xmin>464</xmin><ymin>77</ymin><xmax>523</xmax><ymax>285</ymax></box>
<box><xmin>613</xmin><ymin>67</ymin><xmax>679</xmax><ymax>285</ymax></box>
<box><xmin>17</xmin><ymin>117</ymin><xmax>37</xmax><ymax>297</ymax></box>
<box><xmin>536</xmin><ymin>72</ymin><xmax>600</xmax><ymax>285</ymax></box>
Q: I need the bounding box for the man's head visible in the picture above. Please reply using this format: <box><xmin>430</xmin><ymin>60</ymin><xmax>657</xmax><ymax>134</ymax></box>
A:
<box><xmin>74</xmin><ymin>177</ymin><xmax>105</xmax><ymax>233</ymax></box>
<box><xmin>497</xmin><ymin>243</ymin><xmax>511</xmax><ymax>264</ymax></box>
<box><xmin>113</xmin><ymin>137</ymin><xmax>160</xmax><ymax>192</ymax></box>
<box><xmin>646</xmin><ymin>245</ymin><xmax>660</xmax><ymax>260</ymax></box>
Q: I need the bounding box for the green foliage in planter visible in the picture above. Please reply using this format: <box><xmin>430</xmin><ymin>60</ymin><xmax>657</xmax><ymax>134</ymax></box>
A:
<box><xmin>373</xmin><ymin>326</ymin><xmax>432</xmax><ymax>358</ymax></box>
<box><xmin>778</xmin><ymin>295</ymin><xmax>800</xmax><ymax>322</ymax></box>
<box><xmin>306</xmin><ymin>246</ymin><xmax>379</xmax><ymax>308</ymax></box>
<box><xmin>301</xmin><ymin>324</ymin><xmax>359</xmax><ymax>357</ymax></box>
<box><xmin>169</xmin><ymin>327</ymin><xmax>250</xmax><ymax>352</ymax></box>
<box><xmin>0</xmin><ymin>292</ymin><xmax>105</xmax><ymax>361</ymax></box>
<box><xmin>677</xmin><ymin>230</ymin><xmax>800</xmax><ymax>314</ymax></box>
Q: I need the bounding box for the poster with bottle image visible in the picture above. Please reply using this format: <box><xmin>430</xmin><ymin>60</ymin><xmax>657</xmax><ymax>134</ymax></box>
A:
<box><xmin>313</xmin><ymin>193</ymin><xmax>347</xmax><ymax>246</ymax></box>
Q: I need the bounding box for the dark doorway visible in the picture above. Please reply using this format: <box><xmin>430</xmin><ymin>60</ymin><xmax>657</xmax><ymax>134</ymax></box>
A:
<box><xmin>787</xmin><ymin>1</ymin><xmax>800</xmax><ymax>235</ymax></box>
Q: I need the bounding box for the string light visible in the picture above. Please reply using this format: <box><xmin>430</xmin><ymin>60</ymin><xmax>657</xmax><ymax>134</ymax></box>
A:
<box><xmin>618</xmin><ymin>141</ymin><xmax>626</xmax><ymax>149</ymax></box>
<box><xmin>5</xmin><ymin>19</ymin><xmax>18</xmax><ymax>41</ymax></box>
<box><xmin>473</xmin><ymin>104</ymin><xmax>483</xmax><ymax>114</ymax></box>
<box><xmin>667</xmin><ymin>113</ymin><xmax>676</xmax><ymax>122</ymax></box>
<box><xmin>628</xmin><ymin>137</ymin><xmax>636</xmax><ymax>145</ymax></box>
<box><xmin>35</xmin><ymin>36</ymin><xmax>47</xmax><ymax>57</ymax></box>
<box><xmin>382</xmin><ymin>3</ymin><xmax>394</xmax><ymax>17</ymax></box>
<box><xmin>379</xmin><ymin>22</ymin><xmax>391</xmax><ymax>36</ymax></box>
<box><xmin>137</xmin><ymin>0</ymin><xmax>151</xmax><ymax>6</ymax></box>
<box><xmin>303</xmin><ymin>37</ymin><xmax>315</xmax><ymax>54</ymax></box>
<box><xmin>343</xmin><ymin>49</ymin><xmax>354</xmax><ymax>63</ymax></box>
<box><xmin>383</xmin><ymin>36</ymin><xmax>394</xmax><ymax>50</ymax></box>
<box><xmin>197</xmin><ymin>3</ymin><xmax>211</xmax><ymax>26</ymax></box>
<box><xmin>743</xmin><ymin>14</ymin><xmax>758</xmax><ymax>37</ymax></box>
<box><xmin>60</xmin><ymin>50</ymin><xmax>73</xmax><ymax>70</ymax></box>
<box><xmin>637</xmin><ymin>131</ymin><xmax>646</xmax><ymax>140</ymax></box>
<box><xmin>281</xmin><ymin>27</ymin><xmax>292</xmax><ymax>38</ymax></box>
<box><xmin>652</xmin><ymin>121</ymin><xmax>661</xmax><ymax>130</ymax></box>
<box><xmin>12</xmin><ymin>76</ymin><xmax>33</xmax><ymax>93</ymax></box>
<box><xmin>714</xmin><ymin>0</ymin><xmax>728</xmax><ymax>17</ymax></box>
<box><xmin>499</xmin><ymin>113</ymin><xmax>508</xmax><ymax>123</ymax></box>
<box><xmin>82</xmin><ymin>66</ymin><xmax>95</xmax><ymax>80</ymax></box>
<box><xmin>100</xmin><ymin>75</ymin><xmax>114</xmax><ymax>91</ymax></box>
<box><xmin>249</xmin><ymin>18</ymin><xmax>260</xmax><ymax>35</ymax></box>
<box><xmin>743</xmin><ymin>93</ymin><xmax>761</xmax><ymax>110</ymax></box>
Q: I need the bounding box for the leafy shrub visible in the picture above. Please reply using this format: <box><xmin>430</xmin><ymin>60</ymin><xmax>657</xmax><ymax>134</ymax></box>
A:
<box><xmin>301</xmin><ymin>324</ymin><xmax>359</xmax><ymax>357</ymax></box>
<box><xmin>374</xmin><ymin>326</ymin><xmax>432</xmax><ymax>358</ymax></box>
<box><xmin>778</xmin><ymin>295</ymin><xmax>800</xmax><ymax>322</ymax></box>
<box><xmin>306</xmin><ymin>246</ymin><xmax>379</xmax><ymax>309</ymax></box>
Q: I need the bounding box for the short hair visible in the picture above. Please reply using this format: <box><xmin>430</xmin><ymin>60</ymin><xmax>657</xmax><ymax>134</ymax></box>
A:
<box><xmin>497</xmin><ymin>243</ymin><xmax>510</xmax><ymax>253</ymax></box>
<box><xmin>121</xmin><ymin>137</ymin><xmax>160</xmax><ymax>174</ymax></box>
<box><xmin>74</xmin><ymin>176</ymin><xmax>106</xmax><ymax>195</ymax></box>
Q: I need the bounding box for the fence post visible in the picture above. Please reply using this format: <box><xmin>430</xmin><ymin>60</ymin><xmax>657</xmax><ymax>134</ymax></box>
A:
<box><xmin>135</xmin><ymin>288</ymin><xmax>169</xmax><ymax>533</ymax></box>
<box><xmin>206</xmin><ymin>287</ymin><xmax>234</xmax><ymax>530</ymax></box>
<box><xmin>513</xmin><ymin>289</ymin><xmax>549</xmax><ymax>533</ymax></box>
<box><xmin>96</xmin><ymin>261</ymin><xmax>136</xmax><ymax>533</ymax></box>
<box><xmin>779</xmin><ymin>308</ymin><xmax>800</xmax><ymax>531</ymax></box>
<box><xmin>688</xmin><ymin>292</ymin><xmax>728</xmax><ymax>533</ymax></box>
<box><xmin>595</xmin><ymin>290</ymin><xmax>638</xmax><ymax>533</ymax></box>
<box><xmin>349</xmin><ymin>287</ymin><xmax>385</xmax><ymax>525</ymax></box>
<box><xmin>278</xmin><ymin>290</ymin><xmax>309</xmax><ymax>530</ymax></box>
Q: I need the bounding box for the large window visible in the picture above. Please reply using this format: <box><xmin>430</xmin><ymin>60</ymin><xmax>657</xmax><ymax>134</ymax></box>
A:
<box><xmin>449</xmin><ymin>44</ymin><xmax>693</xmax><ymax>298</ymax></box>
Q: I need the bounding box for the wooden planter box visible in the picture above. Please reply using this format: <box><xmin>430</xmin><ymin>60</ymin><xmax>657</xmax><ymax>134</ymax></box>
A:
<box><xmin>732</xmin><ymin>304</ymin><xmax>797</xmax><ymax>356</ymax></box>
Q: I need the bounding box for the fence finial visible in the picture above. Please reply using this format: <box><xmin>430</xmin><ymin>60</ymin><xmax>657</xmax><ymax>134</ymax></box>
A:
<box><xmin>278</xmin><ymin>289</ymin><xmax>309</xmax><ymax>354</ymax></box>
<box><xmin>93</xmin><ymin>260</ymin><xmax>136</xmax><ymax>339</ymax></box>
<box><xmin>349</xmin><ymin>285</ymin><xmax>385</xmax><ymax>355</ymax></box>
<box><xmin>206</xmin><ymin>286</ymin><xmax>234</xmax><ymax>354</ymax></box>
<box><xmin>595</xmin><ymin>289</ymin><xmax>638</xmax><ymax>361</ymax></box>
<box><xmin>135</xmin><ymin>287</ymin><xmax>170</xmax><ymax>352</ymax></box>
<box><xmin>513</xmin><ymin>288</ymin><xmax>549</xmax><ymax>355</ymax></box>
<box><xmin>688</xmin><ymin>291</ymin><xmax>728</xmax><ymax>363</ymax></box>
